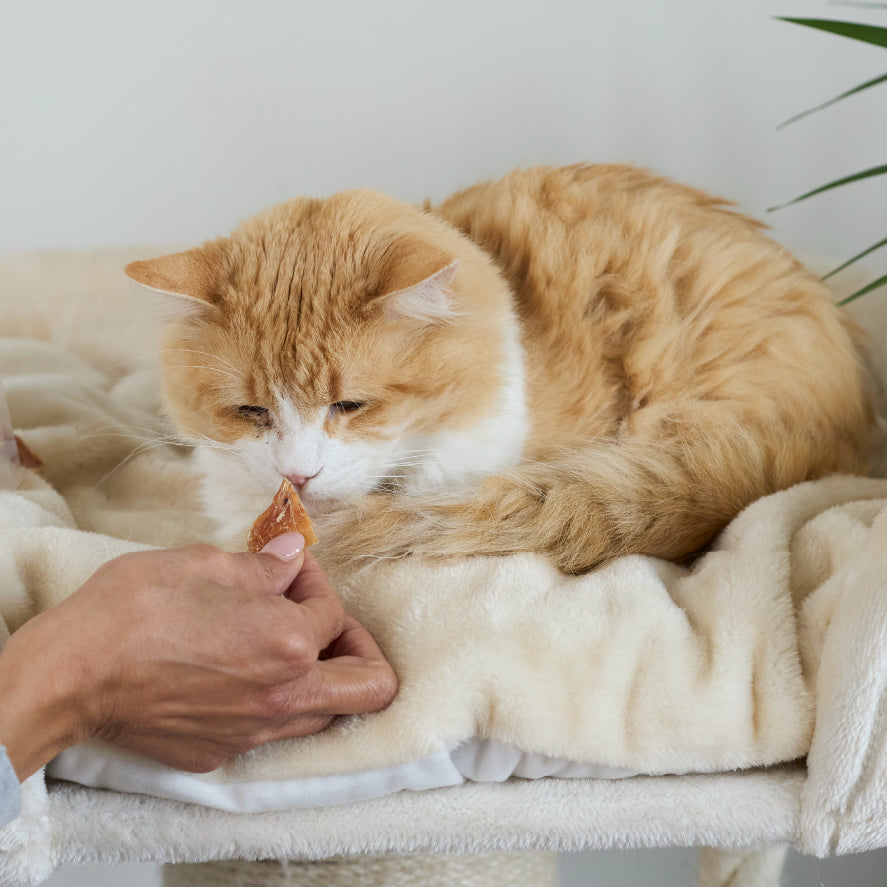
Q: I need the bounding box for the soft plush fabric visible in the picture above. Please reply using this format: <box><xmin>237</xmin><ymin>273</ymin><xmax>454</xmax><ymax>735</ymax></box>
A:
<box><xmin>1</xmin><ymin>249</ymin><xmax>887</xmax><ymax>885</ymax></box>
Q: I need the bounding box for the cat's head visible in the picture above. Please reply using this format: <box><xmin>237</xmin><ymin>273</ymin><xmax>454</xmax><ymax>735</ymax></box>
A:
<box><xmin>126</xmin><ymin>189</ymin><xmax>525</xmax><ymax>512</ymax></box>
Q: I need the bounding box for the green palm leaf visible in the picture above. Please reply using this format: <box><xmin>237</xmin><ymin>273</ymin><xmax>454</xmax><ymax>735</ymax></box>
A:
<box><xmin>822</xmin><ymin>236</ymin><xmax>887</xmax><ymax>279</ymax></box>
<box><xmin>837</xmin><ymin>273</ymin><xmax>887</xmax><ymax>305</ymax></box>
<box><xmin>777</xmin><ymin>13</ymin><xmax>887</xmax><ymax>304</ymax></box>
<box><xmin>768</xmin><ymin>164</ymin><xmax>887</xmax><ymax>211</ymax></box>
<box><xmin>777</xmin><ymin>71</ymin><xmax>887</xmax><ymax>128</ymax></box>
<box><xmin>775</xmin><ymin>18</ymin><xmax>887</xmax><ymax>48</ymax></box>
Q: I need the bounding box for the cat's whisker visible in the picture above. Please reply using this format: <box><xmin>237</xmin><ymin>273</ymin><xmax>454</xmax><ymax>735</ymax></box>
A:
<box><xmin>80</xmin><ymin>424</ymin><xmax>179</xmax><ymax>446</ymax></box>
<box><xmin>85</xmin><ymin>421</ymin><xmax>247</xmax><ymax>459</ymax></box>
<box><xmin>161</xmin><ymin>363</ymin><xmax>238</xmax><ymax>374</ymax></box>
<box><xmin>183</xmin><ymin>436</ymin><xmax>239</xmax><ymax>451</ymax></box>
<box><xmin>82</xmin><ymin>433</ymin><xmax>183</xmax><ymax>450</ymax></box>
<box><xmin>102</xmin><ymin>348</ymin><xmax>243</xmax><ymax>379</ymax></box>
<box><xmin>201</xmin><ymin>387</ymin><xmax>240</xmax><ymax>397</ymax></box>
<box><xmin>179</xmin><ymin>426</ymin><xmax>246</xmax><ymax>458</ymax></box>
<box><xmin>90</xmin><ymin>439</ymin><xmax>179</xmax><ymax>490</ymax></box>
<box><xmin>386</xmin><ymin>461</ymin><xmax>439</xmax><ymax>469</ymax></box>
<box><xmin>163</xmin><ymin>365</ymin><xmax>242</xmax><ymax>382</ymax></box>
<box><xmin>387</xmin><ymin>460</ymin><xmax>434</xmax><ymax>467</ymax></box>
<box><xmin>100</xmin><ymin>367</ymin><xmax>162</xmax><ymax>380</ymax></box>
<box><xmin>84</xmin><ymin>422</ymin><xmax>172</xmax><ymax>434</ymax></box>
<box><xmin>159</xmin><ymin>348</ymin><xmax>243</xmax><ymax>377</ymax></box>
<box><xmin>89</xmin><ymin>420</ymin><xmax>177</xmax><ymax>436</ymax></box>
<box><xmin>100</xmin><ymin>351</ymin><xmax>166</xmax><ymax>373</ymax></box>
<box><xmin>188</xmin><ymin>439</ymin><xmax>242</xmax><ymax>456</ymax></box>
<box><xmin>90</xmin><ymin>436</ymin><xmax>247</xmax><ymax>492</ymax></box>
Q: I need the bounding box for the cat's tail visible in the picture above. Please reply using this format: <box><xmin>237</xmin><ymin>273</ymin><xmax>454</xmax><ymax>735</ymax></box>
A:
<box><xmin>316</xmin><ymin>401</ymin><xmax>869</xmax><ymax>574</ymax></box>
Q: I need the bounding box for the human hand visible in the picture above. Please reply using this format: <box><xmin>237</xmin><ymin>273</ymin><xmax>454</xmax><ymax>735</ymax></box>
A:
<box><xmin>0</xmin><ymin>538</ymin><xmax>396</xmax><ymax>780</ymax></box>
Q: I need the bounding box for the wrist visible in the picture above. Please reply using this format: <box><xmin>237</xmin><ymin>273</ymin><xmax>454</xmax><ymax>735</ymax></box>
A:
<box><xmin>0</xmin><ymin>614</ymin><xmax>92</xmax><ymax>781</ymax></box>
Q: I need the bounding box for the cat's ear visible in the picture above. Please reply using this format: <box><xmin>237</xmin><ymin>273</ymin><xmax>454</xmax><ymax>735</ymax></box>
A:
<box><xmin>378</xmin><ymin>260</ymin><xmax>459</xmax><ymax>324</ymax></box>
<box><xmin>125</xmin><ymin>244</ymin><xmax>225</xmax><ymax>314</ymax></box>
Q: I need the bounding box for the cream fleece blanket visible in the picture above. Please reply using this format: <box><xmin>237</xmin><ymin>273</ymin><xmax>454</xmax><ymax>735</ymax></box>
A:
<box><xmin>1</xmin><ymin>249</ymin><xmax>887</xmax><ymax>884</ymax></box>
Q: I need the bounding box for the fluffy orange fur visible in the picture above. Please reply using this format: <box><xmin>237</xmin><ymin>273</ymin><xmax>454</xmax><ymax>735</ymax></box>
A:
<box><xmin>127</xmin><ymin>165</ymin><xmax>872</xmax><ymax>573</ymax></box>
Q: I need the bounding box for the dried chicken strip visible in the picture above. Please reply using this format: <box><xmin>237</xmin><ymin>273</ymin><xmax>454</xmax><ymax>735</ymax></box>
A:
<box><xmin>247</xmin><ymin>478</ymin><xmax>318</xmax><ymax>553</ymax></box>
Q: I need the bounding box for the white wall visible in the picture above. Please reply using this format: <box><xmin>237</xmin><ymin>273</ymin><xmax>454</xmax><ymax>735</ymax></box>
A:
<box><xmin>2</xmin><ymin>0</ymin><xmax>886</xmax><ymax>268</ymax></box>
<box><xmin>7</xmin><ymin>1</ymin><xmax>887</xmax><ymax>884</ymax></box>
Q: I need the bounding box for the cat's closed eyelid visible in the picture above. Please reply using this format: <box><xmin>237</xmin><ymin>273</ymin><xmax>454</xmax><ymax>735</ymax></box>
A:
<box><xmin>327</xmin><ymin>401</ymin><xmax>367</xmax><ymax>419</ymax></box>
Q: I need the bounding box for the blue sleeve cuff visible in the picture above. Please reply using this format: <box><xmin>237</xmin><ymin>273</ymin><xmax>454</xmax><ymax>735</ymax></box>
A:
<box><xmin>0</xmin><ymin>745</ymin><xmax>21</xmax><ymax>828</ymax></box>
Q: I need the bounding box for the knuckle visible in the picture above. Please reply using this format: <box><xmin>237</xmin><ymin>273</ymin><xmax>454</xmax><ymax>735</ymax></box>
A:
<box><xmin>276</xmin><ymin>631</ymin><xmax>316</xmax><ymax>668</ymax></box>
<box><xmin>262</xmin><ymin>687</ymin><xmax>295</xmax><ymax>723</ymax></box>
<box><xmin>185</xmin><ymin>543</ymin><xmax>225</xmax><ymax>564</ymax></box>
<box><xmin>257</xmin><ymin>683</ymin><xmax>311</xmax><ymax>725</ymax></box>
<box><xmin>97</xmin><ymin>551</ymin><xmax>139</xmax><ymax>577</ymax></box>
<box><xmin>174</xmin><ymin>544</ymin><xmax>234</xmax><ymax>585</ymax></box>
<box><xmin>196</xmin><ymin>544</ymin><xmax>235</xmax><ymax>575</ymax></box>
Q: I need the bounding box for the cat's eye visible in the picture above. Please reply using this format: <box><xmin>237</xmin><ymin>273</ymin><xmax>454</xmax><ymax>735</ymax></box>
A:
<box><xmin>235</xmin><ymin>405</ymin><xmax>272</xmax><ymax>426</ymax></box>
<box><xmin>329</xmin><ymin>400</ymin><xmax>367</xmax><ymax>416</ymax></box>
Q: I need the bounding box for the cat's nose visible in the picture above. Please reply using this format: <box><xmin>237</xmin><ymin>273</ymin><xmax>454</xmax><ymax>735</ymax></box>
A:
<box><xmin>286</xmin><ymin>473</ymin><xmax>318</xmax><ymax>491</ymax></box>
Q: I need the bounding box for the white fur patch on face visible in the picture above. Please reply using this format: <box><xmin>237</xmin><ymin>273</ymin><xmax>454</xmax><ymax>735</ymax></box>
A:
<box><xmin>194</xmin><ymin>413</ymin><xmax>394</xmax><ymax>545</ymax></box>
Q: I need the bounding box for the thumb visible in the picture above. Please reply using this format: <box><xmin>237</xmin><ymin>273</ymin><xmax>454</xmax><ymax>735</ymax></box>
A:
<box><xmin>229</xmin><ymin>532</ymin><xmax>307</xmax><ymax>597</ymax></box>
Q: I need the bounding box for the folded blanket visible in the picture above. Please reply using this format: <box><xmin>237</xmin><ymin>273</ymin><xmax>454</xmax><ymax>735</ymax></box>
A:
<box><xmin>2</xmin><ymin>249</ymin><xmax>887</xmax><ymax>884</ymax></box>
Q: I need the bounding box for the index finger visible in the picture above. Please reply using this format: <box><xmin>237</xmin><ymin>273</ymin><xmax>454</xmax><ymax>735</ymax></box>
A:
<box><xmin>322</xmin><ymin>615</ymin><xmax>389</xmax><ymax>664</ymax></box>
<box><xmin>283</xmin><ymin>551</ymin><xmax>337</xmax><ymax>605</ymax></box>
<box><xmin>283</xmin><ymin>551</ymin><xmax>346</xmax><ymax>652</ymax></box>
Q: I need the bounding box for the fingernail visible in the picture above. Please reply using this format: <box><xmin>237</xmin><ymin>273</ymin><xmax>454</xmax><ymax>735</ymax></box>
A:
<box><xmin>261</xmin><ymin>532</ymin><xmax>305</xmax><ymax>561</ymax></box>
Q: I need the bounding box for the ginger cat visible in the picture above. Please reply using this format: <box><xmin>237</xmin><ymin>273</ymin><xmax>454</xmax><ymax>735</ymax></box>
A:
<box><xmin>126</xmin><ymin>165</ymin><xmax>872</xmax><ymax>573</ymax></box>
